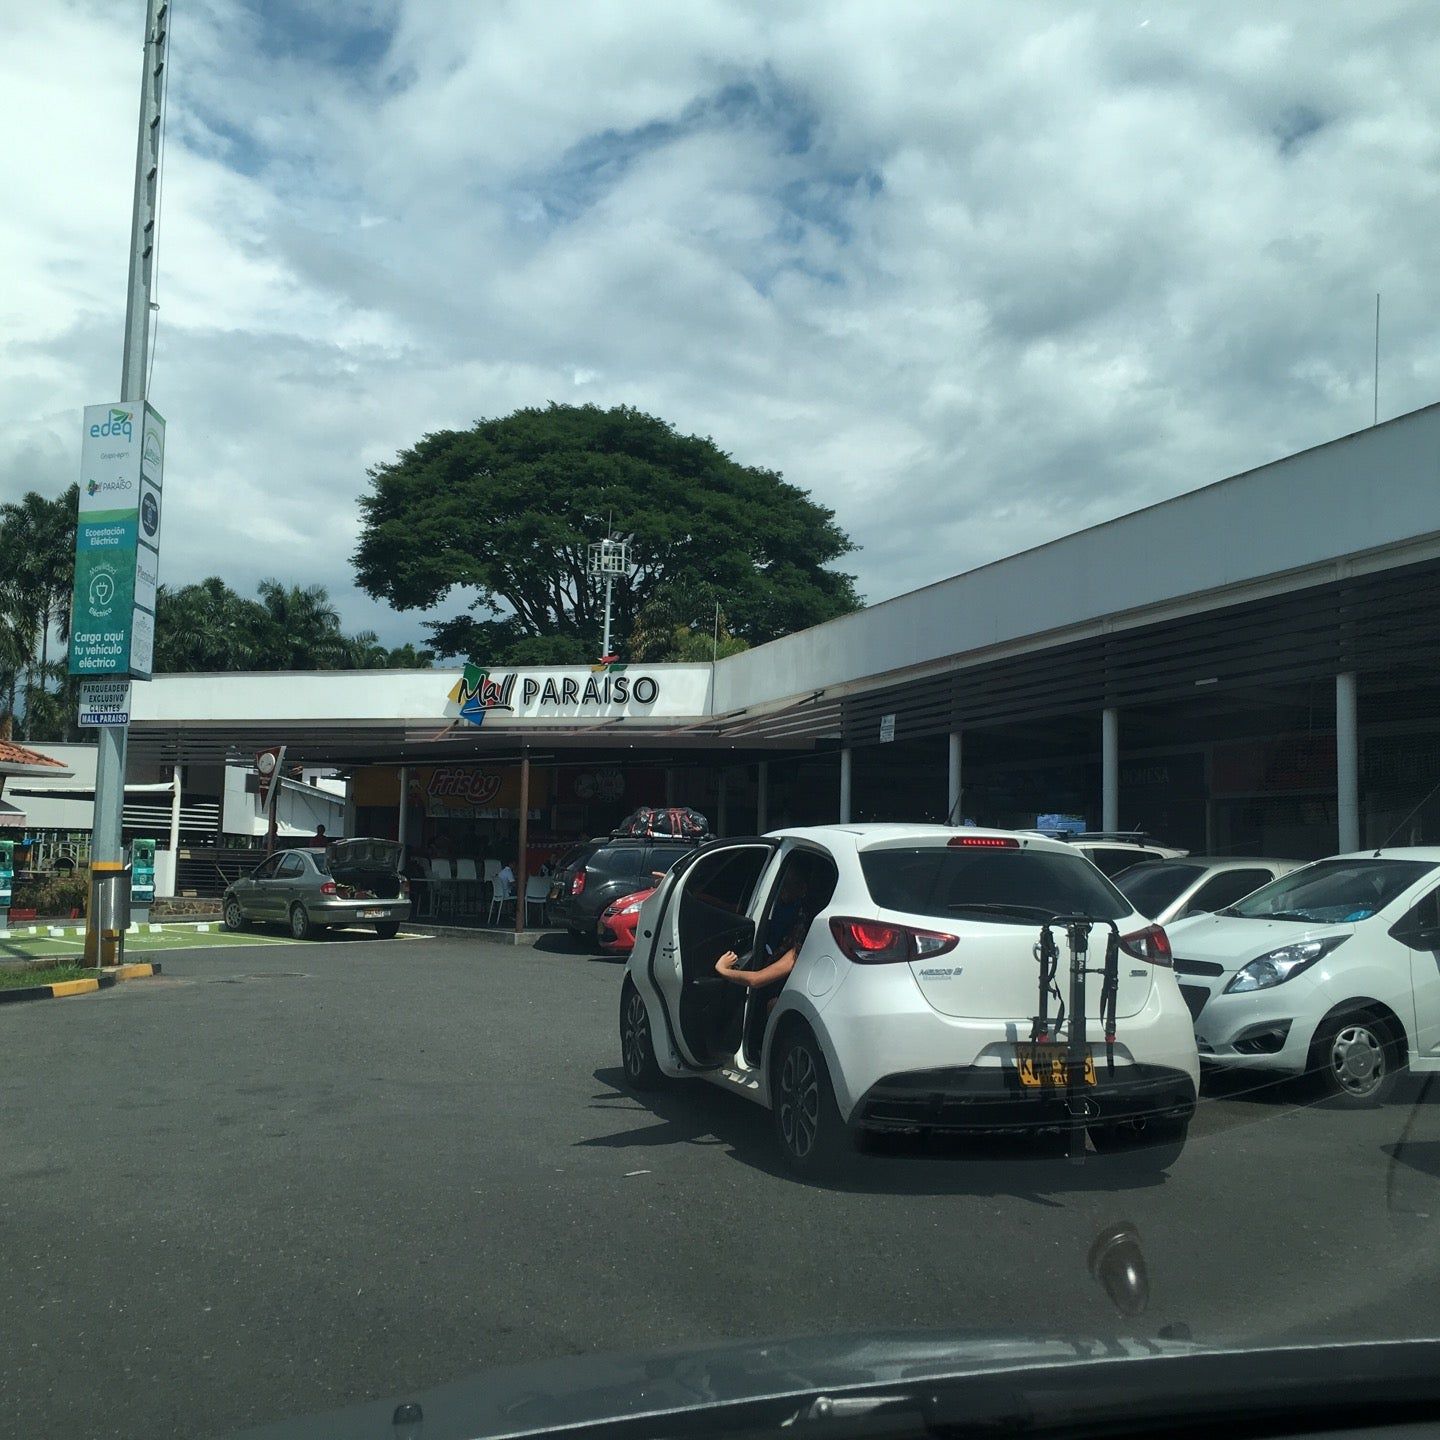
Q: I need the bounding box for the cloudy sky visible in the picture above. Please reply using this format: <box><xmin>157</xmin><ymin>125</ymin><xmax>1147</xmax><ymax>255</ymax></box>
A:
<box><xmin>6</xmin><ymin>0</ymin><xmax>1439</xmax><ymax>651</ymax></box>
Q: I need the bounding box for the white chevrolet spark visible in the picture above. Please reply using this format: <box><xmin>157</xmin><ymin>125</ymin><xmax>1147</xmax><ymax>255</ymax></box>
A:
<box><xmin>1167</xmin><ymin>848</ymin><xmax>1440</xmax><ymax>1106</ymax></box>
<box><xmin>619</xmin><ymin>825</ymin><xmax>1200</xmax><ymax>1174</ymax></box>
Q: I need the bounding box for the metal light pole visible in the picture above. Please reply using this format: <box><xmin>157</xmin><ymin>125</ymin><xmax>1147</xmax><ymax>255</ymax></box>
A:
<box><xmin>587</xmin><ymin>533</ymin><xmax>631</xmax><ymax>657</ymax></box>
<box><xmin>84</xmin><ymin>0</ymin><xmax>170</xmax><ymax>963</ymax></box>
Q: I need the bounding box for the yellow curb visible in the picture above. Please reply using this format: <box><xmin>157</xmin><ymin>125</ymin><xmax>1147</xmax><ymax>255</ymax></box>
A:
<box><xmin>114</xmin><ymin>963</ymin><xmax>156</xmax><ymax>980</ymax></box>
<box><xmin>50</xmin><ymin>978</ymin><xmax>100</xmax><ymax>997</ymax></box>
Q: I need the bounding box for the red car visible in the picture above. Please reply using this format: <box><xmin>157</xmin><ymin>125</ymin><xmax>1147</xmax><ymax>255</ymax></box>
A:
<box><xmin>596</xmin><ymin>886</ymin><xmax>655</xmax><ymax>954</ymax></box>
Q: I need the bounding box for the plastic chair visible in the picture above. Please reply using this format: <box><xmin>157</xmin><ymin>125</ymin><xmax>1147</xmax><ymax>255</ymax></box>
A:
<box><xmin>524</xmin><ymin>875</ymin><xmax>549</xmax><ymax>926</ymax></box>
<box><xmin>455</xmin><ymin>858</ymin><xmax>479</xmax><ymax>917</ymax></box>
<box><xmin>483</xmin><ymin>859</ymin><xmax>501</xmax><ymax>883</ymax></box>
<box><xmin>487</xmin><ymin>874</ymin><xmax>516</xmax><ymax>926</ymax></box>
<box><xmin>430</xmin><ymin>858</ymin><xmax>455</xmax><ymax>918</ymax></box>
<box><xmin>408</xmin><ymin>856</ymin><xmax>431</xmax><ymax>916</ymax></box>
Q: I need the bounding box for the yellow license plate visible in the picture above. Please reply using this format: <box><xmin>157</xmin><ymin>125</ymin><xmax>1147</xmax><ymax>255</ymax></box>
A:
<box><xmin>1015</xmin><ymin>1043</ymin><xmax>1097</xmax><ymax>1088</ymax></box>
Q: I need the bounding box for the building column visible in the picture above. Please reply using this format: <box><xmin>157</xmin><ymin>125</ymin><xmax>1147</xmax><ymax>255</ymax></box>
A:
<box><xmin>156</xmin><ymin>765</ymin><xmax>182</xmax><ymax>898</ymax></box>
<box><xmin>947</xmin><ymin>731</ymin><xmax>962</xmax><ymax>824</ymax></box>
<box><xmin>839</xmin><ymin>748</ymin><xmax>853</xmax><ymax>824</ymax></box>
<box><xmin>664</xmin><ymin>767</ymin><xmax>676</xmax><ymax>805</ymax></box>
<box><xmin>168</xmin><ymin>765</ymin><xmax>183</xmax><ymax>859</ymax></box>
<box><xmin>756</xmin><ymin>761</ymin><xmax>769</xmax><ymax>833</ymax></box>
<box><xmin>1102</xmin><ymin>707</ymin><xmax>1119</xmax><ymax>834</ymax></box>
<box><xmin>1336</xmin><ymin>672</ymin><xmax>1359</xmax><ymax>852</ymax></box>
<box><xmin>716</xmin><ymin>768</ymin><xmax>728</xmax><ymax>837</ymax></box>
<box><xmin>396</xmin><ymin>766</ymin><xmax>408</xmax><ymax>856</ymax></box>
<box><xmin>515</xmin><ymin>752</ymin><xmax>530</xmax><ymax>935</ymax></box>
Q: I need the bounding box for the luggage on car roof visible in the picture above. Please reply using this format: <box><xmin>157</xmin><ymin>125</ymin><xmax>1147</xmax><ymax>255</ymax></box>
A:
<box><xmin>614</xmin><ymin>806</ymin><xmax>710</xmax><ymax>840</ymax></box>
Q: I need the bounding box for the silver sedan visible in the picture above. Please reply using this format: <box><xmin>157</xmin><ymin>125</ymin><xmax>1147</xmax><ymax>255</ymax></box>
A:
<box><xmin>222</xmin><ymin>840</ymin><xmax>412</xmax><ymax>939</ymax></box>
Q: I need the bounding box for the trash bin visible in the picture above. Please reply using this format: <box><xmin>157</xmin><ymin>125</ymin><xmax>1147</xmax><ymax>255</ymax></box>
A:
<box><xmin>87</xmin><ymin>861</ymin><xmax>131</xmax><ymax>967</ymax></box>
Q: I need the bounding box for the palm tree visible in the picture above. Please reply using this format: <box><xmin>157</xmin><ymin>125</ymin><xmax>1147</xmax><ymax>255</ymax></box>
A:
<box><xmin>254</xmin><ymin>580</ymin><xmax>349</xmax><ymax>669</ymax></box>
<box><xmin>383</xmin><ymin>642</ymin><xmax>435</xmax><ymax>668</ymax></box>
<box><xmin>0</xmin><ymin>488</ymin><xmax>76</xmax><ymax>734</ymax></box>
<box><xmin>154</xmin><ymin>578</ymin><xmax>271</xmax><ymax>671</ymax></box>
<box><xmin>0</xmin><ymin>609</ymin><xmax>26</xmax><ymax>728</ymax></box>
<box><xmin>342</xmin><ymin>629</ymin><xmax>391</xmax><ymax>669</ymax></box>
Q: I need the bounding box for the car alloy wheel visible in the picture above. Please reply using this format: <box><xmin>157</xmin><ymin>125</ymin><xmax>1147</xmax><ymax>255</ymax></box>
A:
<box><xmin>778</xmin><ymin>1040</ymin><xmax>822</xmax><ymax>1161</ymax></box>
<box><xmin>622</xmin><ymin>988</ymin><xmax>650</xmax><ymax>1079</ymax></box>
<box><xmin>290</xmin><ymin>904</ymin><xmax>311</xmax><ymax>940</ymax></box>
<box><xmin>223</xmin><ymin>898</ymin><xmax>244</xmax><ymax>931</ymax></box>
<box><xmin>618</xmin><ymin>977</ymin><xmax>664</xmax><ymax>1090</ymax></box>
<box><xmin>1330</xmin><ymin>1022</ymin><xmax>1386</xmax><ymax>1099</ymax></box>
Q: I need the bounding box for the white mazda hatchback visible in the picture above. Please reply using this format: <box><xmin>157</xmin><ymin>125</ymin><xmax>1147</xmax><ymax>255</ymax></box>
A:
<box><xmin>619</xmin><ymin>825</ymin><xmax>1200</xmax><ymax>1175</ymax></box>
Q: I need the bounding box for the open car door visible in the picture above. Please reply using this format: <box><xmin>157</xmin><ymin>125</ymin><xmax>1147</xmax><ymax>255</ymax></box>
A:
<box><xmin>648</xmin><ymin>840</ymin><xmax>778</xmax><ymax>1069</ymax></box>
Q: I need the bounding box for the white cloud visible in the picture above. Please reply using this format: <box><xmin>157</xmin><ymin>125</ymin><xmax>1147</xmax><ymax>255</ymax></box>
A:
<box><xmin>3</xmin><ymin>0</ymin><xmax>1438</xmax><ymax>653</ymax></box>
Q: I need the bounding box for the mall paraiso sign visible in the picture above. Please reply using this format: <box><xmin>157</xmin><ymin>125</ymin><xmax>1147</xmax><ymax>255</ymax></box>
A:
<box><xmin>446</xmin><ymin>661</ymin><xmax>690</xmax><ymax>728</ymax></box>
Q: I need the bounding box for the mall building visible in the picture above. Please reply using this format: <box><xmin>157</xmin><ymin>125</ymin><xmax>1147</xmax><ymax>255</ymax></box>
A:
<box><xmin>107</xmin><ymin>399</ymin><xmax>1440</xmax><ymax>895</ymax></box>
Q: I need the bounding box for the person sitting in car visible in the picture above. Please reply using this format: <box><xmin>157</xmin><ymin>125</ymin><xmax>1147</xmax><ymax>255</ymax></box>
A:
<box><xmin>714</xmin><ymin>871</ymin><xmax>813</xmax><ymax>1010</ymax></box>
<box><xmin>714</xmin><ymin>919</ymin><xmax>806</xmax><ymax>1010</ymax></box>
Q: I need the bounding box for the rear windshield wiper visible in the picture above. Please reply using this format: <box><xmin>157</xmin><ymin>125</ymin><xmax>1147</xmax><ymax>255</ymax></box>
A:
<box><xmin>944</xmin><ymin>902</ymin><xmax>1056</xmax><ymax>920</ymax></box>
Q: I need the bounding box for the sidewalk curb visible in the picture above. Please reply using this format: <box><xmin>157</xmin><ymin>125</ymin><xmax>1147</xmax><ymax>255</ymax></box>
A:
<box><xmin>401</xmin><ymin>923</ymin><xmax>560</xmax><ymax>948</ymax></box>
<box><xmin>0</xmin><ymin>961</ymin><xmax>163</xmax><ymax>1006</ymax></box>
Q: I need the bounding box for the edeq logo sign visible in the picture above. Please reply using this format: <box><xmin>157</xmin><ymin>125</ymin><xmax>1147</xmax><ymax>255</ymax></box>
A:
<box><xmin>89</xmin><ymin>407</ymin><xmax>133</xmax><ymax>441</ymax></box>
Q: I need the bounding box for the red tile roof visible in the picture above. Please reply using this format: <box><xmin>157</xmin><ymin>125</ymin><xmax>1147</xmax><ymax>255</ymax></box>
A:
<box><xmin>0</xmin><ymin>740</ymin><xmax>68</xmax><ymax>769</ymax></box>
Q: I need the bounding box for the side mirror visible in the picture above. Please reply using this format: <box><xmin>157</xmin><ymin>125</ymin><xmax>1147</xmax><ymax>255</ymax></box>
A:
<box><xmin>1391</xmin><ymin>920</ymin><xmax>1440</xmax><ymax>950</ymax></box>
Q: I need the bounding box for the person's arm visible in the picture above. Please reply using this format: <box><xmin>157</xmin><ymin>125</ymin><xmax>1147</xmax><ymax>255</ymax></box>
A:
<box><xmin>715</xmin><ymin>947</ymin><xmax>797</xmax><ymax>986</ymax></box>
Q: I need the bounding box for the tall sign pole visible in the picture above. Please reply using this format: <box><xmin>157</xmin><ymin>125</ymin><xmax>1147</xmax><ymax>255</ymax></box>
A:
<box><xmin>73</xmin><ymin>0</ymin><xmax>171</xmax><ymax>964</ymax></box>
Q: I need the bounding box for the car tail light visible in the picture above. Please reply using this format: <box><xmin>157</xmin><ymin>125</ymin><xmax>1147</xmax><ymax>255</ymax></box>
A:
<box><xmin>1120</xmin><ymin>924</ymin><xmax>1173</xmax><ymax>966</ymax></box>
<box><xmin>829</xmin><ymin>916</ymin><xmax>959</xmax><ymax>964</ymax></box>
<box><xmin>947</xmin><ymin>835</ymin><xmax>1019</xmax><ymax>848</ymax></box>
<box><xmin>399</xmin><ymin>876</ymin><xmax>410</xmax><ymax>897</ymax></box>
<box><xmin>571</xmin><ymin>870</ymin><xmax>586</xmax><ymax>896</ymax></box>
<box><xmin>319</xmin><ymin>881</ymin><xmax>337</xmax><ymax>896</ymax></box>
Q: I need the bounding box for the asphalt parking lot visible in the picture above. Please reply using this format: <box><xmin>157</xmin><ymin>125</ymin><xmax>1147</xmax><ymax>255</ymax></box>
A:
<box><xmin>5</xmin><ymin>931</ymin><xmax>1440</xmax><ymax>1439</ymax></box>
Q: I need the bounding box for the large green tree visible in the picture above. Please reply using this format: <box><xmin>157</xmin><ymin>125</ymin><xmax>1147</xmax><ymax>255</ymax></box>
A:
<box><xmin>353</xmin><ymin>403</ymin><xmax>861</xmax><ymax>662</ymax></box>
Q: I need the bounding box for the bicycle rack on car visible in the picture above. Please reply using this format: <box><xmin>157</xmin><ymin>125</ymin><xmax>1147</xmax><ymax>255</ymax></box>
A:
<box><xmin>1032</xmin><ymin>914</ymin><xmax>1121</xmax><ymax>1164</ymax></box>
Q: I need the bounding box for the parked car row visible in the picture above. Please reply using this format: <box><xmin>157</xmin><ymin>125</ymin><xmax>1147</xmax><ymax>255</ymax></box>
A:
<box><xmin>617</xmin><ymin>824</ymin><xmax>1440</xmax><ymax>1175</ymax></box>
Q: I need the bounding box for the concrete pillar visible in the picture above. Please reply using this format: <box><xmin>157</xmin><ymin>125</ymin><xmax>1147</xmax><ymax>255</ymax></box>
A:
<box><xmin>756</xmin><ymin>761</ymin><xmax>769</xmax><ymax>833</ymax></box>
<box><xmin>716</xmin><ymin>768</ymin><xmax>728</xmax><ymax>837</ymax></box>
<box><xmin>1102</xmin><ymin>707</ymin><xmax>1119</xmax><ymax>834</ymax></box>
<box><xmin>168</xmin><ymin>765</ymin><xmax>183</xmax><ymax>859</ymax></box>
<box><xmin>396</xmin><ymin>766</ymin><xmax>409</xmax><ymax>856</ymax></box>
<box><xmin>947</xmin><ymin>732</ymin><xmax>962</xmax><ymax>824</ymax></box>
<box><xmin>157</xmin><ymin>766</ymin><xmax>182</xmax><ymax>898</ymax></box>
<box><xmin>839</xmin><ymin>748</ymin><xmax>853</xmax><ymax>824</ymax></box>
<box><xmin>1337</xmin><ymin>672</ymin><xmax>1359</xmax><ymax>852</ymax></box>
<box><xmin>515</xmin><ymin>753</ymin><xmax>530</xmax><ymax>935</ymax></box>
<box><xmin>664</xmin><ymin>768</ymin><xmax>676</xmax><ymax>805</ymax></box>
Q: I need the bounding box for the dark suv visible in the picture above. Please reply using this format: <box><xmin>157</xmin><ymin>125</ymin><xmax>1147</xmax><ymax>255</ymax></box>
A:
<box><xmin>547</xmin><ymin>836</ymin><xmax>698</xmax><ymax>939</ymax></box>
